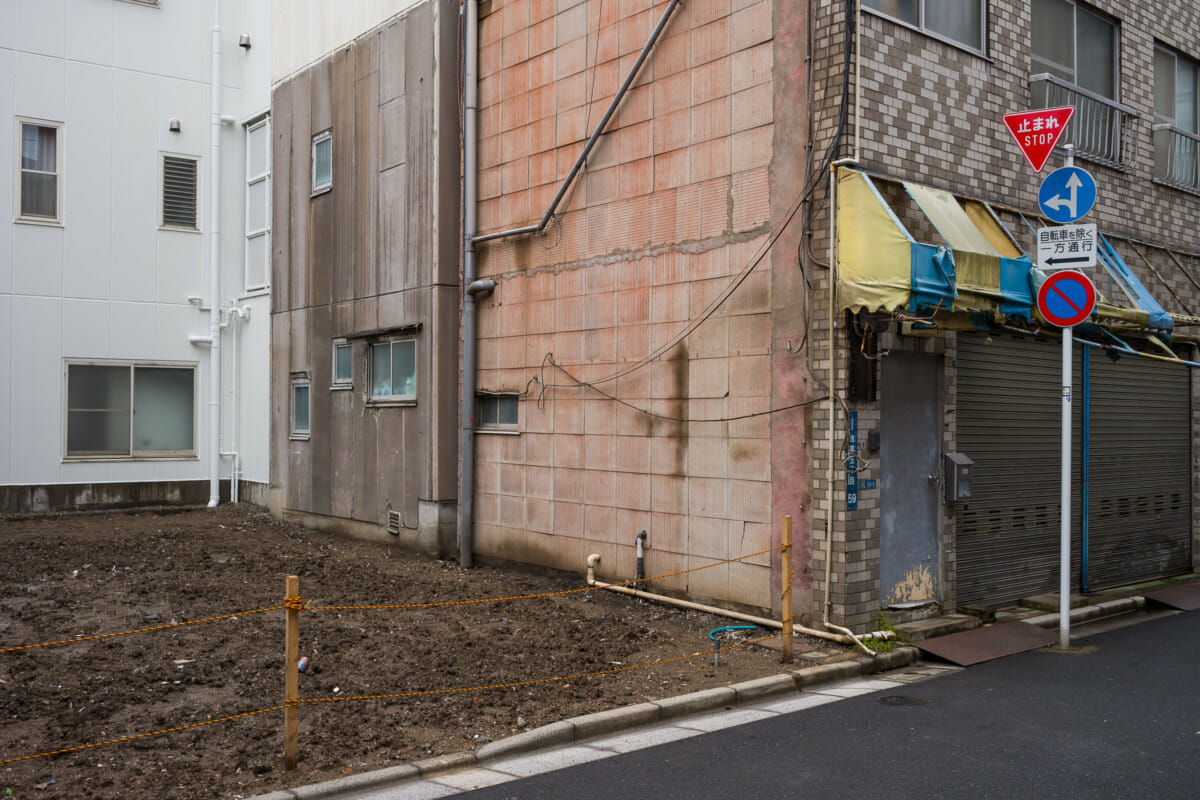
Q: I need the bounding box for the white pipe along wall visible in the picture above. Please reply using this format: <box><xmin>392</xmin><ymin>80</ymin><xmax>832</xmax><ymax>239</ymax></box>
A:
<box><xmin>585</xmin><ymin>555</ymin><xmax>887</xmax><ymax>656</ymax></box>
<box><xmin>207</xmin><ymin>0</ymin><xmax>224</xmax><ymax>507</ymax></box>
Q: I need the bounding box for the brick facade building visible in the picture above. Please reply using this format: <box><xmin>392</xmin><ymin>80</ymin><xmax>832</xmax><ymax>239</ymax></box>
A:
<box><xmin>465</xmin><ymin>0</ymin><xmax>1200</xmax><ymax>630</ymax></box>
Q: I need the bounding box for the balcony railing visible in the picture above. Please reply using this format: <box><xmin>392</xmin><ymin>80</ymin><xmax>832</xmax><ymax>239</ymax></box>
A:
<box><xmin>1030</xmin><ymin>73</ymin><xmax>1141</xmax><ymax>169</ymax></box>
<box><xmin>1153</xmin><ymin>123</ymin><xmax>1200</xmax><ymax>192</ymax></box>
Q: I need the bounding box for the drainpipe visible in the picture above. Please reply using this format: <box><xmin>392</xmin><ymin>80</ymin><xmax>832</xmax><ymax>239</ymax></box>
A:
<box><xmin>207</xmin><ymin>0</ymin><xmax>223</xmax><ymax>508</ymax></box>
<box><xmin>459</xmin><ymin>0</ymin><xmax>480</xmax><ymax>567</ymax></box>
<box><xmin>585</xmin><ymin>555</ymin><xmax>885</xmax><ymax>655</ymax></box>
<box><xmin>220</xmin><ymin>305</ymin><xmax>250</xmax><ymax>504</ymax></box>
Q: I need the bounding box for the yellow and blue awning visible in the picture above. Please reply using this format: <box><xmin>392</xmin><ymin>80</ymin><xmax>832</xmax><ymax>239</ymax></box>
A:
<box><xmin>834</xmin><ymin>167</ymin><xmax>1174</xmax><ymax>334</ymax></box>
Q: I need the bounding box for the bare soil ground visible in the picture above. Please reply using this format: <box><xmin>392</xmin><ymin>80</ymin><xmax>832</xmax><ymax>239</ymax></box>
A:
<box><xmin>0</xmin><ymin>505</ymin><xmax>851</xmax><ymax>799</ymax></box>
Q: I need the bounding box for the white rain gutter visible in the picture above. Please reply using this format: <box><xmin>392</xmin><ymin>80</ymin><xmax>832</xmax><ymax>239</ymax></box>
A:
<box><xmin>586</xmin><ymin>555</ymin><xmax>886</xmax><ymax>656</ymax></box>
<box><xmin>206</xmin><ymin>0</ymin><xmax>224</xmax><ymax>508</ymax></box>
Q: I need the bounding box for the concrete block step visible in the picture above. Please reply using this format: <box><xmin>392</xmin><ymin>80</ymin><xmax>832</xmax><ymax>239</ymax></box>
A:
<box><xmin>893</xmin><ymin>613</ymin><xmax>980</xmax><ymax>643</ymax></box>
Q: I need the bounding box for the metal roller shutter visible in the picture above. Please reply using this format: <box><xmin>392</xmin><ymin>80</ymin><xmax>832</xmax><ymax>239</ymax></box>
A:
<box><xmin>955</xmin><ymin>333</ymin><xmax>1193</xmax><ymax>607</ymax></box>
<box><xmin>1085</xmin><ymin>348</ymin><xmax>1191</xmax><ymax>588</ymax></box>
<box><xmin>955</xmin><ymin>333</ymin><xmax>1082</xmax><ymax>607</ymax></box>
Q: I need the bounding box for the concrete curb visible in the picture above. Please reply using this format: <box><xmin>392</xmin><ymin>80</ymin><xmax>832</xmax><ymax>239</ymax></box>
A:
<box><xmin>255</xmin><ymin>645</ymin><xmax>920</xmax><ymax>799</ymax></box>
<box><xmin>1022</xmin><ymin>596</ymin><xmax>1145</xmax><ymax>628</ymax></box>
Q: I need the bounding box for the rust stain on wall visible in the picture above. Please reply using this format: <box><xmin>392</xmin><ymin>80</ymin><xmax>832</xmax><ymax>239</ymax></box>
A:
<box><xmin>668</xmin><ymin>342</ymin><xmax>689</xmax><ymax>476</ymax></box>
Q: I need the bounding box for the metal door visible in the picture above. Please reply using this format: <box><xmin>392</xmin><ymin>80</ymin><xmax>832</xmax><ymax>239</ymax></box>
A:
<box><xmin>880</xmin><ymin>352</ymin><xmax>941</xmax><ymax>606</ymax></box>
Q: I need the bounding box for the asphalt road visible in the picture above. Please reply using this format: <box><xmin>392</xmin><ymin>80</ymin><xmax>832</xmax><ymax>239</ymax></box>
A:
<box><xmin>460</xmin><ymin>610</ymin><xmax>1200</xmax><ymax>800</ymax></box>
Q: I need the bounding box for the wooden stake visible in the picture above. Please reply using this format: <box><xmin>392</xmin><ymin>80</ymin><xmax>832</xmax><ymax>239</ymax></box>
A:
<box><xmin>781</xmin><ymin>515</ymin><xmax>794</xmax><ymax>664</ymax></box>
<box><xmin>284</xmin><ymin>575</ymin><xmax>299</xmax><ymax>770</ymax></box>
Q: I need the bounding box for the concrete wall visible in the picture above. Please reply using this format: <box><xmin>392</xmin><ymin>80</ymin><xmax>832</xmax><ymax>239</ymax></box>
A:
<box><xmin>806</xmin><ymin>0</ymin><xmax>1200</xmax><ymax>628</ymax></box>
<box><xmin>269</xmin><ymin>0</ymin><xmax>461</xmax><ymax>555</ymax></box>
<box><xmin>0</xmin><ymin>0</ymin><xmax>272</xmax><ymax>509</ymax></box>
<box><xmin>472</xmin><ymin>0</ymin><xmax>810</xmax><ymax>616</ymax></box>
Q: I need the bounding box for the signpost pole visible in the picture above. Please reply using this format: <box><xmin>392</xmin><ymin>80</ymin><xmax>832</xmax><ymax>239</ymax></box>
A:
<box><xmin>1059</xmin><ymin>144</ymin><xmax>1076</xmax><ymax>650</ymax></box>
<box><xmin>1060</xmin><ymin>325</ymin><xmax>1072</xmax><ymax>649</ymax></box>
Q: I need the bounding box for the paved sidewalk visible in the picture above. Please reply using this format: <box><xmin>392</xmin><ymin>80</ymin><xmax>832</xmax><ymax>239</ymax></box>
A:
<box><xmin>255</xmin><ymin>660</ymin><xmax>959</xmax><ymax>800</ymax></box>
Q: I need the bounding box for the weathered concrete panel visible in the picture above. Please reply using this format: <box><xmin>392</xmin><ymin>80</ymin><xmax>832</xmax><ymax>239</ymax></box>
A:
<box><xmin>271</xmin><ymin>79</ymin><xmax>294</xmax><ymax>315</ymax></box>
<box><xmin>309</xmin><ymin>58</ymin><xmax>333</xmax><ymax>135</ymax></box>
<box><xmin>378</xmin><ymin>14</ymin><xmax>407</xmax><ymax>105</ymax></box>
<box><xmin>287</xmin><ymin>70</ymin><xmax>312</xmax><ymax>313</ymax></box>
<box><xmin>308</xmin><ymin>305</ymin><xmax>333</xmax><ymax>516</ymax></box>
<box><xmin>378</xmin><ymin>163</ymin><xmax>409</xmax><ymax>294</ymax></box>
<box><xmin>271</xmin><ymin>0</ymin><xmax>459</xmax><ymax>556</ymax></box>
<box><xmin>379</xmin><ymin>97</ymin><xmax>407</xmax><ymax>170</ymax></box>
<box><xmin>355</xmin><ymin>52</ymin><xmax>379</xmax><ymax>303</ymax></box>
<box><xmin>332</xmin><ymin>45</ymin><xmax>357</xmax><ymax>307</ymax></box>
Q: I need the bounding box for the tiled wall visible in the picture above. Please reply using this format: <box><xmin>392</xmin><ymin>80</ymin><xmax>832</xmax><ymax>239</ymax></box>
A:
<box><xmin>473</xmin><ymin>0</ymin><xmax>794</xmax><ymax>611</ymax></box>
<box><xmin>807</xmin><ymin>0</ymin><xmax>1200</xmax><ymax>627</ymax></box>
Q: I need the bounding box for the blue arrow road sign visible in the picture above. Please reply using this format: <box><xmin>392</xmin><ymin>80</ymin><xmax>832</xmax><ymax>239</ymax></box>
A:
<box><xmin>1038</xmin><ymin>166</ymin><xmax>1097</xmax><ymax>223</ymax></box>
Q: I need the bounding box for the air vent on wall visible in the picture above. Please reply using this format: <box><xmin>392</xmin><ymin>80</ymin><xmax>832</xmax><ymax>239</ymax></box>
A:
<box><xmin>386</xmin><ymin>509</ymin><xmax>401</xmax><ymax>536</ymax></box>
<box><xmin>162</xmin><ymin>155</ymin><xmax>198</xmax><ymax>229</ymax></box>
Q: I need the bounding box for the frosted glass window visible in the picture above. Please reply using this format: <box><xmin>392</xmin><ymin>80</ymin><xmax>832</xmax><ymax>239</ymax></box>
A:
<box><xmin>19</xmin><ymin>122</ymin><xmax>59</xmax><ymax>220</ymax></box>
<box><xmin>370</xmin><ymin>340</ymin><xmax>416</xmax><ymax>400</ymax></box>
<box><xmin>926</xmin><ymin>0</ymin><xmax>982</xmax><ymax>52</ymax></box>
<box><xmin>245</xmin><ymin>117</ymin><xmax>271</xmax><ymax>291</ymax></box>
<box><xmin>291</xmin><ymin>380</ymin><xmax>310</xmax><ymax>437</ymax></box>
<box><xmin>1075</xmin><ymin>8</ymin><xmax>1115</xmax><ymax>99</ymax></box>
<box><xmin>133</xmin><ymin>368</ymin><xmax>194</xmax><ymax>451</ymax></box>
<box><xmin>477</xmin><ymin>395</ymin><xmax>519</xmax><ymax>430</ymax></box>
<box><xmin>66</xmin><ymin>365</ymin><xmax>130</xmax><ymax>455</ymax></box>
<box><xmin>1177</xmin><ymin>57</ymin><xmax>1199</xmax><ymax>134</ymax></box>
<box><xmin>333</xmin><ymin>341</ymin><xmax>352</xmax><ymax>386</ymax></box>
<box><xmin>864</xmin><ymin>0</ymin><xmax>983</xmax><ymax>52</ymax></box>
<box><xmin>66</xmin><ymin>363</ymin><xmax>195</xmax><ymax>458</ymax></box>
<box><xmin>1156</xmin><ymin>47</ymin><xmax>1177</xmax><ymax>121</ymax></box>
<box><xmin>1031</xmin><ymin>0</ymin><xmax>1117</xmax><ymax>100</ymax></box>
<box><xmin>312</xmin><ymin>130</ymin><xmax>332</xmax><ymax>193</ymax></box>
<box><xmin>864</xmin><ymin>0</ymin><xmax>917</xmax><ymax>26</ymax></box>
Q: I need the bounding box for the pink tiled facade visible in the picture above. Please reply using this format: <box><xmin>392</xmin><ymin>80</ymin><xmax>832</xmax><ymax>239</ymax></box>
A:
<box><xmin>472</xmin><ymin>0</ymin><xmax>808</xmax><ymax>614</ymax></box>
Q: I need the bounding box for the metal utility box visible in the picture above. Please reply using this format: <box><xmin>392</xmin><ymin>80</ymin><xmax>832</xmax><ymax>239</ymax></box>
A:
<box><xmin>944</xmin><ymin>452</ymin><xmax>974</xmax><ymax>502</ymax></box>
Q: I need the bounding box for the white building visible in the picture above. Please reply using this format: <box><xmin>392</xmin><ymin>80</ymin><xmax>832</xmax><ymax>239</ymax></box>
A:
<box><xmin>0</xmin><ymin>0</ymin><xmax>272</xmax><ymax>512</ymax></box>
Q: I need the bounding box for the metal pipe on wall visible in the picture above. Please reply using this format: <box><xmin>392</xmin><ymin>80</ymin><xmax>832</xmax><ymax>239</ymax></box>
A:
<box><xmin>459</xmin><ymin>0</ymin><xmax>480</xmax><ymax>567</ymax></box>
<box><xmin>207</xmin><ymin>0</ymin><xmax>223</xmax><ymax>508</ymax></box>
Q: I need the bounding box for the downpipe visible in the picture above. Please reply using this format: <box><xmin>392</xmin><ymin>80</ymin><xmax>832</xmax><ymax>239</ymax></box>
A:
<box><xmin>585</xmin><ymin>555</ymin><xmax>887</xmax><ymax>655</ymax></box>
<box><xmin>206</xmin><ymin>0</ymin><xmax>224</xmax><ymax>508</ymax></box>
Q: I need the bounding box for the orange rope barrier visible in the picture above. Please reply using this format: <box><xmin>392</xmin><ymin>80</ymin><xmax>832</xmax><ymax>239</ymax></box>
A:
<box><xmin>1</xmin><ymin>633</ymin><xmax>779</xmax><ymax>766</ymax></box>
<box><xmin>307</xmin><ymin>546</ymin><xmax>783</xmax><ymax>611</ymax></box>
<box><xmin>0</xmin><ymin>606</ymin><xmax>286</xmax><ymax>654</ymax></box>
<box><xmin>298</xmin><ymin>633</ymin><xmax>781</xmax><ymax>704</ymax></box>
<box><xmin>0</xmin><ymin>705</ymin><xmax>284</xmax><ymax>766</ymax></box>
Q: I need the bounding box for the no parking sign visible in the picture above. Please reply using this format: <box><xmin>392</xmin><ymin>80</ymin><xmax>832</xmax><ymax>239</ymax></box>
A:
<box><xmin>1036</xmin><ymin>269</ymin><xmax>1096</xmax><ymax>328</ymax></box>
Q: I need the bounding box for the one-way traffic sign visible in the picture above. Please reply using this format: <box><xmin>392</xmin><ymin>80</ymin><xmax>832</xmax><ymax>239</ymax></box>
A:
<box><xmin>1038</xmin><ymin>223</ymin><xmax>1097</xmax><ymax>270</ymax></box>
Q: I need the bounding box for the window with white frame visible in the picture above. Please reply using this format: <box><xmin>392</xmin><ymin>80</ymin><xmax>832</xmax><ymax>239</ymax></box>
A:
<box><xmin>161</xmin><ymin>154</ymin><xmax>199</xmax><ymax>230</ymax></box>
<box><xmin>17</xmin><ymin>120</ymin><xmax>61</xmax><ymax>222</ymax></box>
<box><xmin>1031</xmin><ymin>0</ymin><xmax>1117</xmax><ymax>100</ymax></box>
<box><xmin>332</xmin><ymin>339</ymin><xmax>352</xmax><ymax>388</ymax></box>
<box><xmin>370</xmin><ymin>339</ymin><xmax>416</xmax><ymax>402</ymax></box>
<box><xmin>291</xmin><ymin>377</ymin><xmax>311</xmax><ymax>438</ymax></box>
<box><xmin>245</xmin><ymin>116</ymin><xmax>271</xmax><ymax>291</ymax></box>
<box><xmin>65</xmin><ymin>362</ymin><xmax>196</xmax><ymax>459</ymax></box>
<box><xmin>1154</xmin><ymin>43</ymin><xmax>1200</xmax><ymax>190</ymax></box>
<box><xmin>311</xmin><ymin>130</ymin><xmax>332</xmax><ymax>194</ymax></box>
<box><xmin>863</xmin><ymin>0</ymin><xmax>984</xmax><ymax>53</ymax></box>
<box><xmin>477</xmin><ymin>394</ymin><xmax>518</xmax><ymax>432</ymax></box>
